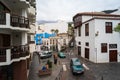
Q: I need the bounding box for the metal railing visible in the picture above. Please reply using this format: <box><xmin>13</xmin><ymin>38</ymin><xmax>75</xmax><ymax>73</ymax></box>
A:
<box><xmin>11</xmin><ymin>44</ymin><xmax>29</xmax><ymax>59</ymax></box>
<box><xmin>0</xmin><ymin>44</ymin><xmax>29</xmax><ymax>62</ymax></box>
<box><xmin>0</xmin><ymin>47</ymin><xmax>7</xmax><ymax>62</ymax></box>
<box><xmin>0</xmin><ymin>12</ymin><xmax>6</xmax><ymax>24</ymax></box>
<box><xmin>11</xmin><ymin>15</ymin><xmax>29</xmax><ymax>28</ymax></box>
<box><xmin>0</xmin><ymin>12</ymin><xmax>29</xmax><ymax>28</ymax></box>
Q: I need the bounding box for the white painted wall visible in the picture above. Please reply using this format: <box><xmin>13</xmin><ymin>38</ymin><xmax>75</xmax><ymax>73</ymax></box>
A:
<box><xmin>75</xmin><ymin>16</ymin><xmax>120</xmax><ymax>63</ymax></box>
<box><xmin>77</xmin><ymin>20</ymin><xmax>96</xmax><ymax>62</ymax></box>
<box><xmin>95</xmin><ymin>19</ymin><xmax>120</xmax><ymax>63</ymax></box>
<box><xmin>21</xmin><ymin>32</ymin><xmax>28</xmax><ymax>45</ymax></box>
<box><xmin>82</xmin><ymin>16</ymin><xmax>93</xmax><ymax>22</ymax></box>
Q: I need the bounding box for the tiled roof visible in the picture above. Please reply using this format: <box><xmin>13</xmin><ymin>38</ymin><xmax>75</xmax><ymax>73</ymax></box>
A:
<box><xmin>73</xmin><ymin>11</ymin><xmax>120</xmax><ymax>19</ymax></box>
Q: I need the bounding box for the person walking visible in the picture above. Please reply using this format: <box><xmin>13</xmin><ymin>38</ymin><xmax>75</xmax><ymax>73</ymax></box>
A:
<box><xmin>53</xmin><ymin>53</ymin><xmax>58</xmax><ymax>65</ymax></box>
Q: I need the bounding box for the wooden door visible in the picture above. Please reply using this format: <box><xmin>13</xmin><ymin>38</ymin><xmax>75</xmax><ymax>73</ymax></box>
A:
<box><xmin>109</xmin><ymin>50</ymin><xmax>117</xmax><ymax>62</ymax></box>
<box><xmin>3</xmin><ymin>34</ymin><xmax>10</xmax><ymax>47</ymax></box>
<box><xmin>78</xmin><ymin>46</ymin><xmax>81</xmax><ymax>55</ymax></box>
<box><xmin>0</xmin><ymin>34</ymin><xmax>10</xmax><ymax>47</ymax></box>
<box><xmin>85</xmin><ymin>48</ymin><xmax>89</xmax><ymax>59</ymax></box>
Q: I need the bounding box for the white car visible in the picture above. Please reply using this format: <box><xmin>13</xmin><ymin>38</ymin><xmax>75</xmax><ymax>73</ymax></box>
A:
<box><xmin>40</xmin><ymin>51</ymin><xmax>52</xmax><ymax>59</ymax></box>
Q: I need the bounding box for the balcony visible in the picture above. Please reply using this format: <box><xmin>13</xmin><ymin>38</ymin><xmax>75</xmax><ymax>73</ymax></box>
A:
<box><xmin>0</xmin><ymin>12</ymin><xmax>6</xmax><ymax>25</ymax></box>
<box><xmin>11</xmin><ymin>15</ymin><xmax>29</xmax><ymax>28</ymax></box>
<box><xmin>0</xmin><ymin>12</ymin><xmax>29</xmax><ymax>31</ymax></box>
<box><xmin>0</xmin><ymin>47</ymin><xmax>7</xmax><ymax>62</ymax></box>
<box><xmin>0</xmin><ymin>45</ymin><xmax>30</xmax><ymax>66</ymax></box>
<box><xmin>74</xmin><ymin>21</ymin><xmax>82</xmax><ymax>28</ymax></box>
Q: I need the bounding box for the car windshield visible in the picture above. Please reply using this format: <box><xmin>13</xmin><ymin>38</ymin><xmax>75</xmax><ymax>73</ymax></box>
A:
<box><xmin>60</xmin><ymin>53</ymin><xmax>64</xmax><ymax>55</ymax></box>
<box><xmin>75</xmin><ymin>65</ymin><xmax>81</xmax><ymax>68</ymax></box>
<box><xmin>42</xmin><ymin>53</ymin><xmax>47</xmax><ymax>55</ymax></box>
<box><xmin>48</xmin><ymin>52</ymin><xmax>52</xmax><ymax>54</ymax></box>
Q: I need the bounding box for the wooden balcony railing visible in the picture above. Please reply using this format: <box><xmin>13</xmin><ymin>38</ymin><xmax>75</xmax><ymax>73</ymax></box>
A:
<box><xmin>0</xmin><ymin>47</ymin><xmax>7</xmax><ymax>62</ymax></box>
<box><xmin>11</xmin><ymin>15</ymin><xmax>29</xmax><ymax>28</ymax></box>
<box><xmin>11</xmin><ymin>45</ymin><xmax>29</xmax><ymax>59</ymax></box>
<box><xmin>0</xmin><ymin>12</ymin><xmax>6</xmax><ymax>24</ymax></box>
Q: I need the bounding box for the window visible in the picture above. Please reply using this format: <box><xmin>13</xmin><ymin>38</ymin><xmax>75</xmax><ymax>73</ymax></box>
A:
<box><xmin>78</xmin><ymin>46</ymin><xmax>81</xmax><ymax>55</ymax></box>
<box><xmin>78</xmin><ymin>27</ymin><xmax>81</xmax><ymax>36</ymax></box>
<box><xmin>101</xmin><ymin>43</ymin><xmax>107</xmax><ymax>53</ymax></box>
<box><xmin>53</xmin><ymin>39</ymin><xmax>54</xmax><ymax>45</ymax></box>
<box><xmin>78</xmin><ymin>42</ymin><xmax>81</xmax><ymax>45</ymax></box>
<box><xmin>63</xmin><ymin>39</ymin><xmax>66</xmax><ymax>45</ymax></box>
<box><xmin>50</xmin><ymin>39</ymin><xmax>52</xmax><ymax>44</ymax></box>
<box><xmin>105</xmin><ymin>22</ymin><xmax>112</xmax><ymax>33</ymax></box>
<box><xmin>85</xmin><ymin>23</ymin><xmax>89</xmax><ymax>36</ymax></box>
<box><xmin>85</xmin><ymin>42</ymin><xmax>89</xmax><ymax>46</ymax></box>
<box><xmin>109</xmin><ymin>44</ymin><xmax>117</xmax><ymax>49</ymax></box>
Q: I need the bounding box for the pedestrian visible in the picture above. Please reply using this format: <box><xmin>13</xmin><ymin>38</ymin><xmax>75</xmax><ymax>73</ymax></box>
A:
<box><xmin>53</xmin><ymin>54</ymin><xmax>58</xmax><ymax>65</ymax></box>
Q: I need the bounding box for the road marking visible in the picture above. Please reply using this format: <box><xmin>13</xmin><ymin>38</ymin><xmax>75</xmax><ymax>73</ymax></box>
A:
<box><xmin>63</xmin><ymin>64</ymin><xmax>67</xmax><ymax>71</ymax></box>
<box><xmin>83</xmin><ymin>63</ymin><xmax>90</xmax><ymax>70</ymax></box>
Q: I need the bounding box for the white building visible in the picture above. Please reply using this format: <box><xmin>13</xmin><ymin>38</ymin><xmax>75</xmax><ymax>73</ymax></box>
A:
<box><xmin>38</xmin><ymin>20</ymin><xmax>68</xmax><ymax>34</ymax></box>
<box><xmin>41</xmin><ymin>33</ymin><xmax>69</xmax><ymax>51</ymax></box>
<box><xmin>73</xmin><ymin>12</ymin><xmax>120</xmax><ymax>63</ymax></box>
<box><xmin>0</xmin><ymin>0</ymin><xmax>36</xmax><ymax>80</ymax></box>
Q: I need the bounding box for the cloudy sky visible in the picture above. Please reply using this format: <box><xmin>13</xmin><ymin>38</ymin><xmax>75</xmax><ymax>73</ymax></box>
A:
<box><xmin>36</xmin><ymin>0</ymin><xmax>120</xmax><ymax>22</ymax></box>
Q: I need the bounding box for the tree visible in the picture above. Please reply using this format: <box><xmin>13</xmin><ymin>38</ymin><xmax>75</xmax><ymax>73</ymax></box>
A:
<box><xmin>114</xmin><ymin>24</ymin><xmax>120</xmax><ymax>32</ymax></box>
<box><xmin>54</xmin><ymin>29</ymin><xmax>59</xmax><ymax>34</ymax></box>
<box><xmin>67</xmin><ymin>23</ymin><xmax>74</xmax><ymax>36</ymax></box>
<box><xmin>51</xmin><ymin>29</ymin><xmax>55</xmax><ymax>33</ymax></box>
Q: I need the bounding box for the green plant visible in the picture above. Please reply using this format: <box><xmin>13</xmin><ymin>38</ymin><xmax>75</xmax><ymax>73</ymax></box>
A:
<box><xmin>114</xmin><ymin>24</ymin><xmax>120</xmax><ymax>32</ymax></box>
<box><xmin>47</xmin><ymin>60</ymin><xmax>52</xmax><ymax>68</ymax></box>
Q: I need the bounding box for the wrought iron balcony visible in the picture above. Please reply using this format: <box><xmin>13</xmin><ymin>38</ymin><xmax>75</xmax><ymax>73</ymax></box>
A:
<box><xmin>0</xmin><ymin>12</ymin><xmax>6</xmax><ymax>25</ymax></box>
<box><xmin>0</xmin><ymin>45</ymin><xmax>30</xmax><ymax>64</ymax></box>
<box><xmin>0</xmin><ymin>47</ymin><xmax>7</xmax><ymax>62</ymax></box>
<box><xmin>11</xmin><ymin>45</ymin><xmax>29</xmax><ymax>59</ymax></box>
<box><xmin>0</xmin><ymin>12</ymin><xmax>29</xmax><ymax>29</ymax></box>
<box><xmin>11</xmin><ymin>15</ymin><xmax>29</xmax><ymax>28</ymax></box>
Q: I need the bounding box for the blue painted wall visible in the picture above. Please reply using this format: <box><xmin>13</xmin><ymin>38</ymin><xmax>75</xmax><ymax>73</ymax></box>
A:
<box><xmin>35</xmin><ymin>33</ymin><xmax>56</xmax><ymax>45</ymax></box>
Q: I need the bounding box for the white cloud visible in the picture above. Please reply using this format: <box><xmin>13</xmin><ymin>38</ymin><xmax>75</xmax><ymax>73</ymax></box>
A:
<box><xmin>36</xmin><ymin>0</ymin><xmax>120</xmax><ymax>22</ymax></box>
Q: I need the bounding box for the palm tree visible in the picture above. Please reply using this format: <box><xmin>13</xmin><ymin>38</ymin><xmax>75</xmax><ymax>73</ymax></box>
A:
<box><xmin>54</xmin><ymin>29</ymin><xmax>59</xmax><ymax>35</ymax></box>
<box><xmin>114</xmin><ymin>24</ymin><xmax>120</xmax><ymax>32</ymax></box>
<box><xmin>51</xmin><ymin>29</ymin><xmax>55</xmax><ymax>33</ymax></box>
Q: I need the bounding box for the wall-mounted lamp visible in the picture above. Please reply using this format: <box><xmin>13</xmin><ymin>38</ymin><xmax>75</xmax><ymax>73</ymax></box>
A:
<box><xmin>95</xmin><ymin>31</ymin><xmax>99</xmax><ymax>36</ymax></box>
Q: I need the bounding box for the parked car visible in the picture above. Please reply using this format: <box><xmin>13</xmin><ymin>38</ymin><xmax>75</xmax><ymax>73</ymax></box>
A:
<box><xmin>58</xmin><ymin>52</ymin><xmax>66</xmax><ymax>58</ymax></box>
<box><xmin>70</xmin><ymin>58</ymin><xmax>84</xmax><ymax>75</ymax></box>
<box><xmin>40</xmin><ymin>51</ymin><xmax>52</xmax><ymax>59</ymax></box>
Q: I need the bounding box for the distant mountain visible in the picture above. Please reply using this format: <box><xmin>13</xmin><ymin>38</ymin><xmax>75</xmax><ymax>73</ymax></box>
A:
<box><xmin>37</xmin><ymin>20</ymin><xmax>57</xmax><ymax>24</ymax></box>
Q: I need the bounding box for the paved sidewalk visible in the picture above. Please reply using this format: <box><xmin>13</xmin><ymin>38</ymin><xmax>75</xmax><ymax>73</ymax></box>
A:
<box><xmin>28</xmin><ymin>53</ymin><xmax>62</xmax><ymax>80</ymax></box>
